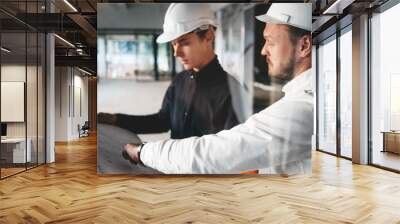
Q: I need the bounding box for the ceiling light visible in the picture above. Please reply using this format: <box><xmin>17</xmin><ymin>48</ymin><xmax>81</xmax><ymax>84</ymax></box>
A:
<box><xmin>323</xmin><ymin>0</ymin><xmax>354</xmax><ymax>15</ymax></box>
<box><xmin>1</xmin><ymin>47</ymin><xmax>11</xmax><ymax>53</ymax></box>
<box><xmin>63</xmin><ymin>0</ymin><xmax>78</xmax><ymax>12</ymax></box>
<box><xmin>54</xmin><ymin>34</ymin><xmax>75</xmax><ymax>48</ymax></box>
<box><xmin>78</xmin><ymin>67</ymin><xmax>93</xmax><ymax>76</ymax></box>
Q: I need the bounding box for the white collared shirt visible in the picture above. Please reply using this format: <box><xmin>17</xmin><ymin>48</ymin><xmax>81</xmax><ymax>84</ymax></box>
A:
<box><xmin>141</xmin><ymin>69</ymin><xmax>314</xmax><ymax>174</ymax></box>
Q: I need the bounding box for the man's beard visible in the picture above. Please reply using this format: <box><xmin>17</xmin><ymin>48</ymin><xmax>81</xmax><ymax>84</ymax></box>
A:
<box><xmin>268</xmin><ymin>45</ymin><xmax>297</xmax><ymax>81</ymax></box>
<box><xmin>269</xmin><ymin>55</ymin><xmax>296</xmax><ymax>81</ymax></box>
<box><xmin>279</xmin><ymin>57</ymin><xmax>295</xmax><ymax>81</ymax></box>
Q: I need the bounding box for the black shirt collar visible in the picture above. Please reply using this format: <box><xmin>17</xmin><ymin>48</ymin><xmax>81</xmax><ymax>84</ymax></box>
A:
<box><xmin>189</xmin><ymin>56</ymin><xmax>226</xmax><ymax>84</ymax></box>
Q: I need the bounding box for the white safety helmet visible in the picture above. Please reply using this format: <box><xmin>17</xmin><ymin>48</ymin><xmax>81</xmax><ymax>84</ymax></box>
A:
<box><xmin>156</xmin><ymin>3</ymin><xmax>218</xmax><ymax>43</ymax></box>
<box><xmin>256</xmin><ymin>3</ymin><xmax>312</xmax><ymax>31</ymax></box>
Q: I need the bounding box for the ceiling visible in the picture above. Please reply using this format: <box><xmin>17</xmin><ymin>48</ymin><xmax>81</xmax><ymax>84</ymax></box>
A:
<box><xmin>0</xmin><ymin>0</ymin><xmax>392</xmax><ymax>75</ymax></box>
<box><xmin>1</xmin><ymin>0</ymin><xmax>97</xmax><ymax>73</ymax></box>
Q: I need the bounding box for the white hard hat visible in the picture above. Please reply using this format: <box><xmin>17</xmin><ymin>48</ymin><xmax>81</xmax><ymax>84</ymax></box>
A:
<box><xmin>256</xmin><ymin>3</ymin><xmax>312</xmax><ymax>31</ymax></box>
<box><xmin>156</xmin><ymin>3</ymin><xmax>218</xmax><ymax>43</ymax></box>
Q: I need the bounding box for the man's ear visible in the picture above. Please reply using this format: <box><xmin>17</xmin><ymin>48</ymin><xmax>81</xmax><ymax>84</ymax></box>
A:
<box><xmin>299</xmin><ymin>35</ymin><xmax>312</xmax><ymax>58</ymax></box>
<box><xmin>205</xmin><ymin>29</ymin><xmax>215</xmax><ymax>44</ymax></box>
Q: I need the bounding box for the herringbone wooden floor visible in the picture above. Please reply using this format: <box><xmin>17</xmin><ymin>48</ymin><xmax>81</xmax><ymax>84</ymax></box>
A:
<box><xmin>1</xmin><ymin>134</ymin><xmax>400</xmax><ymax>223</ymax></box>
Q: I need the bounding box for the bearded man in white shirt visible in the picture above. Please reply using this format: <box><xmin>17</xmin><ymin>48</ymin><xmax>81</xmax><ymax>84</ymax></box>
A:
<box><xmin>122</xmin><ymin>3</ymin><xmax>314</xmax><ymax>175</ymax></box>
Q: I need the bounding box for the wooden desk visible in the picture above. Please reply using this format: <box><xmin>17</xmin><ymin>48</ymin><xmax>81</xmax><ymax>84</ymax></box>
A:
<box><xmin>382</xmin><ymin>131</ymin><xmax>400</xmax><ymax>154</ymax></box>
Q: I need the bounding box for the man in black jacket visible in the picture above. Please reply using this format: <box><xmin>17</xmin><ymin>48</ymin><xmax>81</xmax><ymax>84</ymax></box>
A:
<box><xmin>98</xmin><ymin>3</ymin><xmax>238</xmax><ymax>139</ymax></box>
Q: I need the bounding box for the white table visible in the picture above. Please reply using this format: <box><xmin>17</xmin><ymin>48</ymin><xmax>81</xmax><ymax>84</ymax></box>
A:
<box><xmin>1</xmin><ymin>138</ymin><xmax>31</xmax><ymax>163</ymax></box>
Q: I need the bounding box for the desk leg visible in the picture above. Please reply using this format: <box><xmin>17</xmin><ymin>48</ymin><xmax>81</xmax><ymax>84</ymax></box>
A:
<box><xmin>382</xmin><ymin>133</ymin><xmax>386</xmax><ymax>153</ymax></box>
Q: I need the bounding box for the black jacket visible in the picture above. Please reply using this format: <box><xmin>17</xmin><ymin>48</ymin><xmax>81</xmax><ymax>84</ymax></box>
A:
<box><xmin>115</xmin><ymin>56</ymin><xmax>239</xmax><ymax>139</ymax></box>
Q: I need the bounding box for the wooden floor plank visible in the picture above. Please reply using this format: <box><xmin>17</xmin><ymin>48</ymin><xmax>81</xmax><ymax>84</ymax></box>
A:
<box><xmin>0</xmin><ymin>134</ymin><xmax>400</xmax><ymax>223</ymax></box>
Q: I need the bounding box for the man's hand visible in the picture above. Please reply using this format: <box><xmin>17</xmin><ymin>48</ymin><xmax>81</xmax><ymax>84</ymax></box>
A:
<box><xmin>98</xmin><ymin>112</ymin><xmax>117</xmax><ymax>125</ymax></box>
<box><xmin>122</xmin><ymin>143</ymin><xmax>140</xmax><ymax>164</ymax></box>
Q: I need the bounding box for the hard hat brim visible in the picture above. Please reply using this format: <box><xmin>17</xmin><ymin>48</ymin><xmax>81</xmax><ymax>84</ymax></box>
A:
<box><xmin>255</xmin><ymin>14</ymin><xmax>311</xmax><ymax>31</ymax></box>
<box><xmin>156</xmin><ymin>29</ymin><xmax>193</xmax><ymax>44</ymax></box>
<box><xmin>256</xmin><ymin>14</ymin><xmax>282</xmax><ymax>24</ymax></box>
<box><xmin>157</xmin><ymin>22</ymin><xmax>218</xmax><ymax>44</ymax></box>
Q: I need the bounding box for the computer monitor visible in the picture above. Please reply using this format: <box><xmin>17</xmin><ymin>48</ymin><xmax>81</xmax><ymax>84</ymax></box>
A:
<box><xmin>1</xmin><ymin>123</ymin><xmax>7</xmax><ymax>138</ymax></box>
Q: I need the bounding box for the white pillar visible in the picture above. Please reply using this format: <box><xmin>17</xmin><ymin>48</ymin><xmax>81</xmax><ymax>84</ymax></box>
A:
<box><xmin>352</xmin><ymin>14</ymin><xmax>369</xmax><ymax>164</ymax></box>
<box><xmin>46</xmin><ymin>32</ymin><xmax>55</xmax><ymax>163</ymax></box>
<box><xmin>45</xmin><ymin>0</ymin><xmax>56</xmax><ymax>163</ymax></box>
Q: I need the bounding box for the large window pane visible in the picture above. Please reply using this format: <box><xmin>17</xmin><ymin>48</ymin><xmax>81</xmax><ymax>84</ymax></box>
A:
<box><xmin>1</xmin><ymin>30</ymin><xmax>27</xmax><ymax>177</ymax></box>
<box><xmin>0</xmin><ymin>1</ymin><xmax>46</xmax><ymax>179</ymax></box>
<box><xmin>99</xmin><ymin>34</ymin><xmax>166</xmax><ymax>81</ymax></box>
<box><xmin>157</xmin><ymin>42</ymin><xmax>173</xmax><ymax>79</ymax></box>
<box><xmin>104</xmin><ymin>35</ymin><xmax>137</xmax><ymax>79</ymax></box>
<box><xmin>318</xmin><ymin>35</ymin><xmax>337</xmax><ymax>154</ymax></box>
<box><xmin>136</xmin><ymin>35</ymin><xmax>154</xmax><ymax>78</ymax></box>
<box><xmin>339</xmin><ymin>28</ymin><xmax>352</xmax><ymax>158</ymax></box>
<box><xmin>371</xmin><ymin>3</ymin><xmax>400</xmax><ymax>171</ymax></box>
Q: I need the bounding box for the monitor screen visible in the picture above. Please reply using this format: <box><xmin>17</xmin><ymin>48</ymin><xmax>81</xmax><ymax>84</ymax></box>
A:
<box><xmin>1</xmin><ymin>123</ymin><xmax>7</xmax><ymax>137</ymax></box>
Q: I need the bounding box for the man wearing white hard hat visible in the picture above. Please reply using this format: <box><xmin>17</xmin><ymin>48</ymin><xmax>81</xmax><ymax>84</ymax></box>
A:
<box><xmin>99</xmin><ymin>3</ymin><xmax>239</xmax><ymax>140</ymax></box>
<box><xmin>123</xmin><ymin>3</ymin><xmax>314</xmax><ymax>175</ymax></box>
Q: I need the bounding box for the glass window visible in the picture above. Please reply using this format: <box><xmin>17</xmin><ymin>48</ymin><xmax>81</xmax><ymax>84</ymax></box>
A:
<box><xmin>371</xmin><ymin>3</ymin><xmax>400</xmax><ymax>171</ymax></box>
<box><xmin>1</xmin><ymin>30</ymin><xmax>28</xmax><ymax>177</ymax></box>
<box><xmin>157</xmin><ymin>42</ymin><xmax>172</xmax><ymax>79</ymax></box>
<box><xmin>317</xmin><ymin>35</ymin><xmax>337</xmax><ymax>155</ymax></box>
<box><xmin>105</xmin><ymin>35</ymin><xmax>137</xmax><ymax>79</ymax></box>
<box><xmin>0</xmin><ymin>1</ymin><xmax>46</xmax><ymax>179</ymax></box>
<box><xmin>98</xmin><ymin>34</ymin><xmax>173</xmax><ymax>81</ymax></box>
<box><xmin>339</xmin><ymin>27</ymin><xmax>352</xmax><ymax>158</ymax></box>
<box><xmin>136</xmin><ymin>35</ymin><xmax>154</xmax><ymax>77</ymax></box>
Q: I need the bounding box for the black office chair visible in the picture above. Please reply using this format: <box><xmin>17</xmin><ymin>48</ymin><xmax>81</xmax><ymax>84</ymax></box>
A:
<box><xmin>79</xmin><ymin>121</ymin><xmax>90</xmax><ymax>138</ymax></box>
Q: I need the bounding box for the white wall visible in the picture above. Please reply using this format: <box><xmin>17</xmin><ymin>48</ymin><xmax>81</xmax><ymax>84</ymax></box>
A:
<box><xmin>1</xmin><ymin>65</ymin><xmax>26</xmax><ymax>140</ymax></box>
<box><xmin>55</xmin><ymin>67</ymin><xmax>89</xmax><ymax>141</ymax></box>
<box><xmin>1</xmin><ymin>65</ymin><xmax>37</xmax><ymax>138</ymax></box>
<box><xmin>97</xmin><ymin>3</ymin><xmax>168</xmax><ymax>30</ymax></box>
<box><xmin>55</xmin><ymin>67</ymin><xmax>68</xmax><ymax>141</ymax></box>
<box><xmin>1</xmin><ymin>63</ymin><xmax>46</xmax><ymax>164</ymax></box>
<box><xmin>72</xmin><ymin>73</ymin><xmax>89</xmax><ymax>138</ymax></box>
<box><xmin>97</xmin><ymin>79</ymin><xmax>170</xmax><ymax>142</ymax></box>
<box><xmin>97</xmin><ymin>3</ymin><xmax>231</xmax><ymax>31</ymax></box>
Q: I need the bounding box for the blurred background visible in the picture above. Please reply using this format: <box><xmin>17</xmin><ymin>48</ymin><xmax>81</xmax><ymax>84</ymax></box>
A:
<box><xmin>2</xmin><ymin>0</ymin><xmax>399</xmax><ymax>177</ymax></box>
<box><xmin>97</xmin><ymin>3</ymin><xmax>285</xmax><ymax>141</ymax></box>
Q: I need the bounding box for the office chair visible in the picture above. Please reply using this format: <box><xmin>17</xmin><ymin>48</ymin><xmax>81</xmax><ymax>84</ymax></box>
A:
<box><xmin>79</xmin><ymin>121</ymin><xmax>90</xmax><ymax>138</ymax></box>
